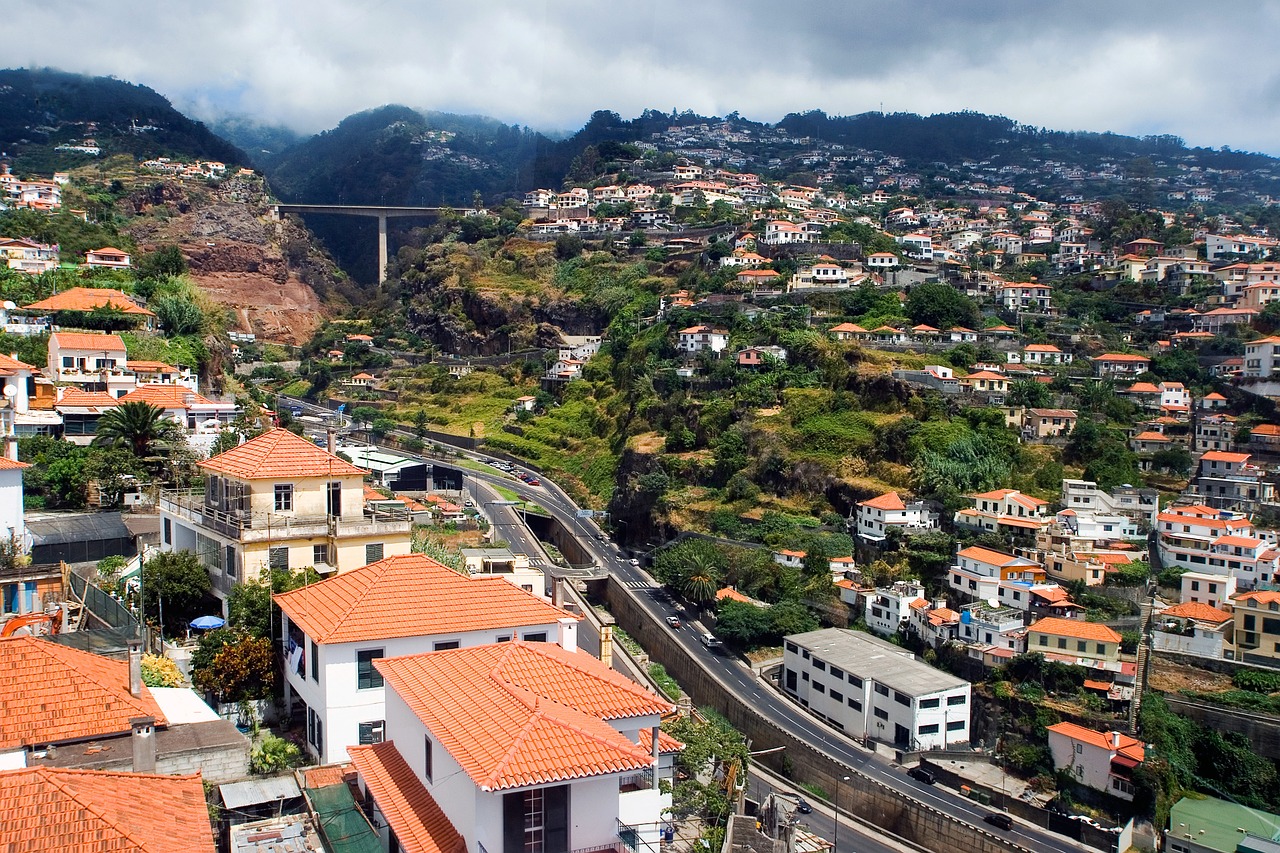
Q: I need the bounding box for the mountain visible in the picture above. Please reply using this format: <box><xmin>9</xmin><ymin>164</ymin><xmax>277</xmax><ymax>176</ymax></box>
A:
<box><xmin>0</xmin><ymin>68</ymin><xmax>245</xmax><ymax>172</ymax></box>
<box><xmin>205</xmin><ymin>116</ymin><xmax>301</xmax><ymax>163</ymax></box>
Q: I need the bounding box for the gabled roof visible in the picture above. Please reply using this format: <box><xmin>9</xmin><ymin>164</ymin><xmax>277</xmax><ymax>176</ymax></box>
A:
<box><xmin>1132</xmin><ymin>431</ymin><xmax>1171</xmax><ymax>442</ymax></box>
<box><xmin>49</xmin><ymin>331</ymin><xmax>126</xmax><ymax>352</ymax></box>
<box><xmin>970</xmin><ymin>488</ymin><xmax>1047</xmax><ymax>507</ymax></box>
<box><xmin>199</xmin><ymin>427</ymin><xmax>366</xmax><ymax>479</ymax></box>
<box><xmin>347</xmin><ymin>742</ymin><xmax>466</xmax><ymax>853</ymax></box>
<box><xmin>0</xmin><ymin>636</ymin><xmax>166</xmax><ymax>750</ymax></box>
<box><xmin>0</xmin><ymin>766</ymin><xmax>215</xmax><ymax>853</ymax></box>
<box><xmin>275</xmin><ymin>553</ymin><xmax>576</xmax><ymax>644</ymax></box>
<box><xmin>127</xmin><ymin>360</ymin><xmax>179</xmax><ymax>373</ymax></box>
<box><xmin>119</xmin><ymin>384</ymin><xmax>215</xmax><ymax>409</ymax></box>
<box><xmin>54</xmin><ymin>389</ymin><xmax>120</xmax><ymax>412</ymax></box>
<box><xmin>1045</xmin><ymin>722</ymin><xmax>1144</xmax><ymax>761</ymax></box>
<box><xmin>1024</xmin><ymin>343</ymin><xmax>1062</xmax><ymax>352</ymax></box>
<box><xmin>25</xmin><ymin>287</ymin><xmax>153</xmax><ymax>316</ymax></box>
<box><xmin>956</xmin><ymin>545</ymin><xmax>1036</xmax><ymax>567</ymax></box>
<box><xmin>0</xmin><ymin>352</ymin><xmax>36</xmax><ymax>372</ymax></box>
<box><xmin>860</xmin><ymin>491</ymin><xmax>906</xmax><ymax>511</ymax></box>
<box><xmin>376</xmin><ymin>642</ymin><xmax>674</xmax><ymax>791</ymax></box>
<box><xmin>1028</xmin><ymin>616</ymin><xmax>1121</xmax><ymax>643</ymax></box>
<box><xmin>1096</xmin><ymin>352</ymin><xmax>1151</xmax><ymax>362</ymax></box>
<box><xmin>1125</xmin><ymin>382</ymin><xmax>1160</xmax><ymax>394</ymax></box>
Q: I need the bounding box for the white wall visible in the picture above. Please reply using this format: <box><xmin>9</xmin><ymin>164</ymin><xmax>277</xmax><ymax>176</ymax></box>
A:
<box><xmin>0</xmin><ymin>468</ymin><xmax>25</xmax><ymax>550</ymax></box>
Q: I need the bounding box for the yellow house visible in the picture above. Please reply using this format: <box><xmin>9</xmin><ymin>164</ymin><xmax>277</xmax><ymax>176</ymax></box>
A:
<box><xmin>159</xmin><ymin>429</ymin><xmax>412</xmax><ymax>601</ymax></box>
<box><xmin>1026</xmin><ymin>617</ymin><xmax>1122</xmax><ymax>667</ymax></box>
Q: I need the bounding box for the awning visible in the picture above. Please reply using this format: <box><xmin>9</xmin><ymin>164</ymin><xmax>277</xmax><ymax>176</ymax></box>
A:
<box><xmin>219</xmin><ymin>776</ymin><xmax>302</xmax><ymax>810</ymax></box>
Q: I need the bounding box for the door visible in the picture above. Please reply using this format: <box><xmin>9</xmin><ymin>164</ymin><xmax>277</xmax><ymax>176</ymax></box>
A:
<box><xmin>326</xmin><ymin>481</ymin><xmax>342</xmax><ymax>518</ymax></box>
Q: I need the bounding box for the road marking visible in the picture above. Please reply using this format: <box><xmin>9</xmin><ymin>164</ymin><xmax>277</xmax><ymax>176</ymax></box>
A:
<box><xmin>625</xmin><ymin>581</ymin><xmax>654</xmax><ymax>589</ymax></box>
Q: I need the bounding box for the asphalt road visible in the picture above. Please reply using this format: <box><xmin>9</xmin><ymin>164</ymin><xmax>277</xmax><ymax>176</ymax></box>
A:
<box><xmin>750</xmin><ymin>770</ymin><xmax>916</xmax><ymax>853</ymax></box>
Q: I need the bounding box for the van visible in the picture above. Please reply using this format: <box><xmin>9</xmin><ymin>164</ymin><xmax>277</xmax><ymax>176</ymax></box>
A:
<box><xmin>983</xmin><ymin>812</ymin><xmax>1013</xmax><ymax>831</ymax></box>
<box><xmin>700</xmin><ymin>633</ymin><xmax>724</xmax><ymax>651</ymax></box>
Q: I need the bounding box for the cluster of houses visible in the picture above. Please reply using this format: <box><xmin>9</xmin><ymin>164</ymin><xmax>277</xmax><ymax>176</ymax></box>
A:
<box><xmin>0</xmin><ymin>237</ymin><xmax>131</xmax><ymax>276</ymax></box>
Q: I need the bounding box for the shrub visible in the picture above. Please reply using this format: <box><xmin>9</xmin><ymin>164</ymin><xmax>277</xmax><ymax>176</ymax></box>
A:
<box><xmin>140</xmin><ymin>653</ymin><xmax>184</xmax><ymax>688</ymax></box>
<box><xmin>249</xmin><ymin>734</ymin><xmax>302</xmax><ymax>775</ymax></box>
<box><xmin>1233</xmin><ymin>669</ymin><xmax>1280</xmax><ymax>694</ymax></box>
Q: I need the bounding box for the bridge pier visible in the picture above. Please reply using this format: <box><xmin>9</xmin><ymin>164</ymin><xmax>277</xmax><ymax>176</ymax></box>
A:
<box><xmin>377</xmin><ymin>215</ymin><xmax>388</xmax><ymax>283</ymax></box>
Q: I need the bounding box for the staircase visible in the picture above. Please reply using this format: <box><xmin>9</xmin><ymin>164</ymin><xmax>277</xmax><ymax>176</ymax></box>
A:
<box><xmin>1128</xmin><ymin>598</ymin><xmax>1154</xmax><ymax>735</ymax></box>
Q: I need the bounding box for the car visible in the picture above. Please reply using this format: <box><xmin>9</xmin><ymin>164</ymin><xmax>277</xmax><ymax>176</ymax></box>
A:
<box><xmin>518</xmin><ymin>473</ymin><xmax>531</xmax><ymax>482</ymax></box>
<box><xmin>907</xmin><ymin>766</ymin><xmax>935</xmax><ymax>785</ymax></box>
<box><xmin>527</xmin><ymin>479</ymin><xmax>541</xmax><ymax>486</ymax></box>
<box><xmin>665</xmin><ymin>616</ymin><xmax>681</xmax><ymax>628</ymax></box>
<box><xmin>700</xmin><ymin>633</ymin><xmax>724</xmax><ymax>650</ymax></box>
<box><xmin>463</xmin><ymin>499</ymin><xmax>474</xmax><ymax>507</ymax></box>
<box><xmin>629</xmin><ymin>558</ymin><xmax>640</xmax><ymax>566</ymax></box>
<box><xmin>795</xmin><ymin>798</ymin><xmax>812</xmax><ymax>814</ymax></box>
<box><xmin>983</xmin><ymin>812</ymin><xmax>1013</xmax><ymax>831</ymax></box>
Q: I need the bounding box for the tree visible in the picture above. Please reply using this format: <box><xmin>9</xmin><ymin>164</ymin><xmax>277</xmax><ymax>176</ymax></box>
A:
<box><xmin>193</xmin><ymin>633</ymin><xmax>275</xmax><ymax>702</ymax></box>
<box><xmin>904</xmin><ymin>282</ymin><xmax>979</xmax><ymax>330</ymax></box>
<box><xmin>555</xmin><ymin>234</ymin><xmax>584</xmax><ymax>260</ymax></box>
<box><xmin>1008</xmin><ymin>378</ymin><xmax>1051</xmax><ymax>409</ymax></box>
<box><xmin>250</xmin><ymin>734</ymin><xmax>302</xmax><ymax>774</ymax></box>
<box><xmin>714</xmin><ymin>600</ymin><xmax>771</xmax><ymax>647</ymax></box>
<box><xmin>151</xmin><ymin>293</ymin><xmax>206</xmax><ymax>337</ymax></box>
<box><xmin>93</xmin><ymin>401</ymin><xmax>181</xmax><ymax>459</ymax></box>
<box><xmin>141</xmin><ymin>550</ymin><xmax>213</xmax><ymax>635</ymax></box>
<box><xmin>136</xmin><ymin>245</ymin><xmax>188</xmax><ymax>280</ymax></box>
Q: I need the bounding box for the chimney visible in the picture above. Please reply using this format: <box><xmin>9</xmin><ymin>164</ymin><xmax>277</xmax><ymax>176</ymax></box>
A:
<box><xmin>597</xmin><ymin>614</ymin><xmax>615</xmax><ymax>669</ymax></box>
<box><xmin>1112</xmin><ymin>730</ymin><xmax>1121</xmax><ymax>749</ymax></box>
<box><xmin>327</xmin><ymin>427</ymin><xmax>336</xmax><ymax>455</ymax></box>
<box><xmin>4</xmin><ymin>435</ymin><xmax>16</xmax><ymax>463</ymax></box>
<box><xmin>130</xmin><ymin>716</ymin><xmax>157</xmax><ymax>773</ymax></box>
<box><xmin>127</xmin><ymin>639</ymin><xmax>142</xmax><ymax>698</ymax></box>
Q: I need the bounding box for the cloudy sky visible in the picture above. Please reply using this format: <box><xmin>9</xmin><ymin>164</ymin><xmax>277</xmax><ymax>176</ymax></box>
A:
<box><xmin>9</xmin><ymin>0</ymin><xmax>1280</xmax><ymax>153</ymax></box>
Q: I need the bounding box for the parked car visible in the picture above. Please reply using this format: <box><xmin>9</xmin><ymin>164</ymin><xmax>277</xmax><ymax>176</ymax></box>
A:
<box><xmin>527</xmin><ymin>479</ymin><xmax>541</xmax><ymax>487</ymax></box>
<box><xmin>795</xmin><ymin>798</ymin><xmax>812</xmax><ymax>814</ymax></box>
<box><xmin>983</xmin><ymin>812</ymin><xmax>1013</xmax><ymax>831</ymax></box>
<box><xmin>907</xmin><ymin>766</ymin><xmax>935</xmax><ymax>785</ymax></box>
<box><xmin>665</xmin><ymin>616</ymin><xmax>681</xmax><ymax>628</ymax></box>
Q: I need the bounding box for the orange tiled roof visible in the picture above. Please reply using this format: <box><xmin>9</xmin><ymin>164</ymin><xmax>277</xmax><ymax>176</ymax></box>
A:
<box><xmin>0</xmin><ymin>352</ymin><xmax>36</xmax><ymax>372</ymax></box>
<box><xmin>119</xmin><ymin>384</ymin><xmax>214</xmax><ymax>409</ymax></box>
<box><xmin>274</xmin><ymin>553</ymin><xmax>577</xmax><ymax>644</ymax></box>
<box><xmin>49</xmin><ymin>331</ymin><xmax>126</xmax><ymax>352</ymax></box>
<box><xmin>376</xmin><ymin>642</ymin><xmax>674</xmax><ymax>791</ymax></box>
<box><xmin>1028</xmin><ymin>616</ymin><xmax>1121</xmax><ymax>643</ymax></box>
<box><xmin>199</xmin><ymin>427</ymin><xmax>366</xmax><ymax>479</ymax></box>
<box><xmin>957</xmin><ymin>545</ymin><xmax>1028</xmax><ymax>567</ymax></box>
<box><xmin>1097</xmin><ymin>353</ymin><xmax>1150</xmax><ymax>362</ymax></box>
<box><xmin>1202</xmin><ymin>450</ymin><xmax>1251</xmax><ymax>463</ymax></box>
<box><xmin>1162</xmin><ymin>601</ymin><xmax>1232</xmax><ymax>622</ymax></box>
<box><xmin>860</xmin><ymin>491</ymin><xmax>906</xmax><ymax>511</ymax></box>
<box><xmin>0</xmin><ymin>766</ymin><xmax>215</xmax><ymax>853</ymax></box>
<box><xmin>1046</xmin><ymin>721</ymin><xmax>1144</xmax><ymax>761</ymax></box>
<box><xmin>127</xmin><ymin>360</ymin><xmax>178</xmax><ymax>373</ymax></box>
<box><xmin>1236</xmin><ymin>590</ymin><xmax>1280</xmax><ymax>605</ymax></box>
<box><xmin>25</xmin><ymin>287</ymin><xmax>154</xmax><ymax>316</ymax></box>
<box><xmin>348</xmin><ymin>742</ymin><xmax>466</xmax><ymax>853</ymax></box>
<box><xmin>0</xmin><ymin>636</ymin><xmax>167</xmax><ymax>750</ymax></box>
<box><xmin>54</xmin><ymin>388</ymin><xmax>120</xmax><ymax>411</ymax></box>
<box><xmin>716</xmin><ymin>586</ymin><xmax>754</xmax><ymax>603</ymax></box>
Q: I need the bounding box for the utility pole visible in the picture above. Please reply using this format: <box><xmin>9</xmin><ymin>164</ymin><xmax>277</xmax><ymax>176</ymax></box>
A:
<box><xmin>834</xmin><ymin>774</ymin><xmax>849</xmax><ymax>852</ymax></box>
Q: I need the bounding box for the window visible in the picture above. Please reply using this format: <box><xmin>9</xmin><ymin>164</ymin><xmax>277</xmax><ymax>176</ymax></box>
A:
<box><xmin>894</xmin><ymin>691</ymin><xmax>910</xmax><ymax>707</ymax></box>
<box><xmin>433</xmin><ymin>640</ymin><xmax>460</xmax><ymax>651</ymax></box>
<box><xmin>813</xmin><ymin>682</ymin><xmax>825</xmax><ymax>694</ymax></box>
<box><xmin>1096</xmin><ymin>643</ymin><xmax>1106</xmax><ymax>655</ymax></box>
<box><xmin>313</xmin><ymin>544</ymin><xmax>331</xmax><ymax>567</ymax></box>
<box><xmin>326</xmin><ymin>481</ymin><xmax>342</xmax><ymax>517</ymax></box>
<box><xmin>830</xmin><ymin>690</ymin><xmax>843</xmax><ymax>703</ymax></box>
<box><xmin>873</xmin><ymin>707</ymin><xmax>888</xmax><ymax>721</ymax></box>
<box><xmin>848</xmin><ymin>674</ymin><xmax>863</xmax><ymax>688</ymax></box>
<box><xmin>946</xmin><ymin>720</ymin><xmax>965</xmax><ymax>731</ymax></box>
<box><xmin>61</xmin><ymin>356</ymin><xmax>74</xmax><ymax>368</ymax></box>
<box><xmin>424</xmin><ymin>736</ymin><xmax>433</xmax><ymax>783</ymax></box>
<box><xmin>847</xmin><ymin>697</ymin><xmax>862</xmax><ymax>711</ymax></box>
<box><xmin>269</xmin><ymin>547</ymin><xmax>289</xmax><ymax>572</ymax></box>
<box><xmin>162</xmin><ymin>518</ymin><xmax>171</xmax><ymax>545</ymax></box>
<box><xmin>1057</xmin><ymin>637</ymin><xmax>1067</xmax><ymax>649</ymax></box>
<box><xmin>308</xmin><ymin>708</ymin><xmax>323</xmax><ymax>754</ymax></box>
<box><xmin>1076</xmin><ymin>640</ymin><xmax>1087</xmax><ymax>653</ymax></box>
<box><xmin>830</xmin><ymin>667</ymin><xmax>844</xmax><ymax>680</ymax></box>
<box><xmin>1075</xmin><ymin>743</ymin><xmax>1083</xmax><ymax>754</ymax></box>
<box><xmin>523</xmin><ymin>632</ymin><xmax>547</xmax><ymax>642</ymax></box>
<box><xmin>801</xmin><ymin>649</ymin><xmax>810</xmax><ymax>659</ymax></box>
<box><xmin>357</xmin><ymin>649</ymin><xmax>384</xmax><ymax>689</ymax></box>
<box><xmin>785</xmin><ymin>642</ymin><xmax>798</xmax><ymax>654</ymax></box>
<box><xmin>496</xmin><ymin>635</ymin><xmax>511</xmax><ymax>643</ymax></box>
<box><xmin>274</xmin><ymin>483</ymin><xmax>293</xmax><ymax>512</ymax></box>
<box><xmin>310</xmin><ymin>640</ymin><xmax>319</xmax><ymax>682</ymax></box>
<box><xmin>947</xmin><ymin>694</ymin><xmax>966</xmax><ymax>706</ymax></box>
<box><xmin>358</xmin><ymin>720</ymin><xmax>385</xmax><ymax>745</ymax></box>
<box><xmin>1038</xmin><ymin>635</ymin><xmax>1048</xmax><ymax>646</ymax></box>
<box><xmin>919</xmin><ymin>698</ymin><xmax>940</xmax><ymax>709</ymax></box>
<box><xmin>365</xmin><ymin>543</ymin><xmax>384</xmax><ymax>563</ymax></box>
<box><xmin>874</xmin><ymin>684</ymin><xmax>889</xmax><ymax>697</ymax></box>
<box><xmin>918</xmin><ymin>724</ymin><xmax>939</xmax><ymax>735</ymax></box>
<box><xmin>813</xmin><ymin>660</ymin><xmax>826</xmax><ymax>672</ymax></box>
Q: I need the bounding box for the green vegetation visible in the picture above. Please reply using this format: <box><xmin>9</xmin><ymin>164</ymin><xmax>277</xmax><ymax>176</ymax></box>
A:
<box><xmin>648</xmin><ymin>663</ymin><xmax>682</xmax><ymax>700</ymax></box>
<box><xmin>141</xmin><ymin>551</ymin><xmax>216</xmax><ymax>636</ymax></box>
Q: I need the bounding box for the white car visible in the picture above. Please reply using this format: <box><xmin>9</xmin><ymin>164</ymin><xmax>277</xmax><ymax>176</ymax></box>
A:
<box><xmin>629</xmin><ymin>558</ymin><xmax>640</xmax><ymax>567</ymax></box>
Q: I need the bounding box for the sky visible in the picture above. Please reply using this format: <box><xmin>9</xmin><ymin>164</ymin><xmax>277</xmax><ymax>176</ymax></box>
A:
<box><xmin>8</xmin><ymin>0</ymin><xmax>1280</xmax><ymax>154</ymax></box>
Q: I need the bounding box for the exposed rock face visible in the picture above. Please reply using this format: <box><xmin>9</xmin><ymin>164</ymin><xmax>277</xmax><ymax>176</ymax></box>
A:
<box><xmin>125</xmin><ymin>176</ymin><xmax>351</xmax><ymax>345</ymax></box>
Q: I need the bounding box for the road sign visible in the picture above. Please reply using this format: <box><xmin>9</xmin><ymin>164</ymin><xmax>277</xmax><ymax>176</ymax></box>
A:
<box><xmin>575</xmin><ymin>509</ymin><xmax>594</xmax><ymax>518</ymax></box>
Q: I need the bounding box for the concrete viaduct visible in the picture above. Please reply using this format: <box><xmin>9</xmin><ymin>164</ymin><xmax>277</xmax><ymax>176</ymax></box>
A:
<box><xmin>271</xmin><ymin>204</ymin><xmax>476</xmax><ymax>283</ymax></box>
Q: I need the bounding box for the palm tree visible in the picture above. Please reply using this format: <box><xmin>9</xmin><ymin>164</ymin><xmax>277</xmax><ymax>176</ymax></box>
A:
<box><xmin>93</xmin><ymin>401</ymin><xmax>181</xmax><ymax>459</ymax></box>
<box><xmin>679</xmin><ymin>549</ymin><xmax>721</xmax><ymax>606</ymax></box>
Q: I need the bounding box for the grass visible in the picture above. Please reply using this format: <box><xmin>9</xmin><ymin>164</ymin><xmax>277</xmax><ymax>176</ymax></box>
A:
<box><xmin>799</xmin><ymin>782</ymin><xmax>830</xmax><ymax>800</ymax></box>
<box><xmin>648</xmin><ymin>663</ymin><xmax>682</xmax><ymax>701</ymax></box>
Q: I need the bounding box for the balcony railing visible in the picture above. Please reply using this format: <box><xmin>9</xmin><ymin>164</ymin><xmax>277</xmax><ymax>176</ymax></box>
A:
<box><xmin>617</xmin><ymin>768</ymin><xmax>654</xmax><ymax>792</ymax></box>
<box><xmin>160</xmin><ymin>490</ymin><xmax>411</xmax><ymax>542</ymax></box>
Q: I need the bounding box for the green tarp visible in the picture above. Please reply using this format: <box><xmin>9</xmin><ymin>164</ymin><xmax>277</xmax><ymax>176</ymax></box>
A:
<box><xmin>305</xmin><ymin>783</ymin><xmax>382</xmax><ymax>853</ymax></box>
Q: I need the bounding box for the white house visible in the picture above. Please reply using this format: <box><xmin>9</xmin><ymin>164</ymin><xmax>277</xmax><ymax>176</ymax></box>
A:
<box><xmin>1244</xmin><ymin>336</ymin><xmax>1280</xmax><ymax>379</ymax></box>
<box><xmin>895</xmin><ymin>233</ymin><xmax>934</xmax><ymax>260</ymax></box>
<box><xmin>949</xmin><ymin>545</ymin><xmax>1045</xmax><ymax>602</ymax></box>
<box><xmin>855</xmin><ymin>491</ymin><xmax>938</xmax><ymax>541</ymax></box>
<box><xmin>782</xmin><ymin>628</ymin><xmax>970</xmax><ymax>750</ymax></box>
<box><xmin>459</xmin><ymin>547</ymin><xmax>545</xmax><ymax>597</ymax></box>
<box><xmin>1046</xmin><ymin>722</ymin><xmax>1144</xmax><ymax>801</ymax></box>
<box><xmin>953</xmin><ymin>488</ymin><xmax>1050</xmax><ymax>537</ymax></box>
<box><xmin>676</xmin><ymin>325</ymin><xmax>729</xmax><ymax>354</ymax></box>
<box><xmin>1152</xmin><ymin>601</ymin><xmax>1234</xmax><ymax>659</ymax></box>
<box><xmin>956</xmin><ymin>602</ymin><xmax>1026</xmax><ymax>653</ymax></box>
<box><xmin>274</xmin><ymin>552</ymin><xmax>580</xmax><ymax>763</ymax></box>
<box><xmin>46</xmin><ymin>332</ymin><xmax>134</xmax><ymax>396</ymax></box>
<box><xmin>1180</xmin><ymin>571</ymin><xmax>1237</xmax><ymax>608</ymax></box>
<box><xmin>866</xmin><ymin>252</ymin><xmax>899</xmax><ymax>269</ymax></box>
<box><xmin>347</xmin><ymin>641</ymin><xmax>678</xmax><ymax>853</ymax></box>
<box><xmin>864</xmin><ymin>581</ymin><xmax>927</xmax><ymax>637</ymax></box>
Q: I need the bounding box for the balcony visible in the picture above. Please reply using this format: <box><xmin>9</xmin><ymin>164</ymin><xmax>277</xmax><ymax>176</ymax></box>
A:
<box><xmin>160</xmin><ymin>490</ymin><xmax>412</xmax><ymax>543</ymax></box>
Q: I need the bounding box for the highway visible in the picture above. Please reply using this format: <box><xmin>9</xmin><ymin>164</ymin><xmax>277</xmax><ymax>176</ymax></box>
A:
<box><xmin>273</xmin><ymin>396</ymin><xmax>1086</xmax><ymax>853</ymax></box>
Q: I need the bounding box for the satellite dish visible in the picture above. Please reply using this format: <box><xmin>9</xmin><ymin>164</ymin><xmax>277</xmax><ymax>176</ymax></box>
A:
<box><xmin>2</xmin><ymin>301</ymin><xmax>14</xmax><ymax>310</ymax></box>
<box><xmin>2</xmin><ymin>385</ymin><xmax>17</xmax><ymax>399</ymax></box>
<box><xmin>987</xmin><ymin>598</ymin><xmax>1000</xmax><ymax>608</ymax></box>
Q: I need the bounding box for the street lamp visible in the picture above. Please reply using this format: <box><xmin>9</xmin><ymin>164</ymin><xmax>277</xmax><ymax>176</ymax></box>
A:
<box><xmin>833</xmin><ymin>775</ymin><xmax>849</xmax><ymax>852</ymax></box>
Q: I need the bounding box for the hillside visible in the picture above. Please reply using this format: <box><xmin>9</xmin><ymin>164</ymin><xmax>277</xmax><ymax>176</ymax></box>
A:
<box><xmin>0</xmin><ymin>68</ymin><xmax>245</xmax><ymax>173</ymax></box>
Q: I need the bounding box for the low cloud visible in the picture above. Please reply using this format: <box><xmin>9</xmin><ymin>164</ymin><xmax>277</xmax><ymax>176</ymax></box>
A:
<box><xmin>10</xmin><ymin>0</ymin><xmax>1280</xmax><ymax>153</ymax></box>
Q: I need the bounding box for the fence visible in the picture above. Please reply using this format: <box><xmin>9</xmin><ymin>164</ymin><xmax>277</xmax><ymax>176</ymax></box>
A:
<box><xmin>67</xmin><ymin>569</ymin><xmax>140</xmax><ymax>637</ymax></box>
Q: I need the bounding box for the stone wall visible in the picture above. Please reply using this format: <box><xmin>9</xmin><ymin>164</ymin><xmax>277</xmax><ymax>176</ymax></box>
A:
<box><xmin>1163</xmin><ymin>694</ymin><xmax>1280</xmax><ymax>760</ymax></box>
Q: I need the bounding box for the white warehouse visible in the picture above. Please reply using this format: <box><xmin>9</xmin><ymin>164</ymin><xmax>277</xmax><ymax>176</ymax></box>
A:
<box><xmin>782</xmin><ymin>628</ymin><xmax>971</xmax><ymax>750</ymax></box>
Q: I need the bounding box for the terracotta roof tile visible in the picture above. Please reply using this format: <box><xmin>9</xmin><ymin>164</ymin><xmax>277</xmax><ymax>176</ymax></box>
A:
<box><xmin>199</xmin><ymin>427</ymin><xmax>366</xmax><ymax>479</ymax></box>
<box><xmin>1028</xmin><ymin>616</ymin><xmax>1121</xmax><ymax>643</ymax></box>
<box><xmin>49</xmin><ymin>331</ymin><xmax>126</xmax><ymax>352</ymax></box>
<box><xmin>1096</xmin><ymin>353</ymin><xmax>1151</xmax><ymax>362</ymax></box>
<box><xmin>376</xmin><ymin>642</ymin><xmax>674</xmax><ymax>791</ymax></box>
<box><xmin>348</xmin><ymin>742</ymin><xmax>466</xmax><ymax>853</ymax></box>
<box><xmin>274</xmin><ymin>553</ymin><xmax>577</xmax><ymax>644</ymax></box>
<box><xmin>127</xmin><ymin>360</ymin><xmax>178</xmax><ymax>373</ymax></box>
<box><xmin>860</xmin><ymin>491</ymin><xmax>906</xmax><ymax>511</ymax></box>
<box><xmin>25</xmin><ymin>287</ymin><xmax>154</xmax><ymax>316</ymax></box>
<box><xmin>1046</xmin><ymin>722</ymin><xmax>1144</xmax><ymax>760</ymax></box>
<box><xmin>1162</xmin><ymin>601</ymin><xmax>1232</xmax><ymax>622</ymax></box>
<box><xmin>54</xmin><ymin>389</ymin><xmax>120</xmax><ymax>411</ymax></box>
<box><xmin>0</xmin><ymin>766</ymin><xmax>215</xmax><ymax>853</ymax></box>
<box><xmin>1202</xmin><ymin>451</ymin><xmax>1251</xmax><ymax>463</ymax></box>
<box><xmin>0</xmin><ymin>637</ymin><xmax>166</xmax><ymax>750</ymax></box>
<box><xmin>119</xmin><ymin>384</ymin><xmax>214</xmax><ymax>408</ymax></box>
<box><xmin>956</xmin><ymin>545</ymin><xmax>1032</xmax><ymax>567</ymax></box>
<box><xmin>0</xmin><ymin>352</ymin><xmax>36</xmax><ymax>371</ymax></box>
